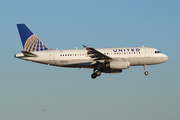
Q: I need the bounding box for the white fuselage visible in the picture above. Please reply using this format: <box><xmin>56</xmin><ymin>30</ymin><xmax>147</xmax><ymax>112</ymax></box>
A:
<box><xmin>15</xmin><ymin>47</ymin><xmax>168</xmax><ymax>69</ymax></box>
<box><xmin>15</xmin><ymin>24</ymin><xmax>168</xmax><ymax>78</ymax></box>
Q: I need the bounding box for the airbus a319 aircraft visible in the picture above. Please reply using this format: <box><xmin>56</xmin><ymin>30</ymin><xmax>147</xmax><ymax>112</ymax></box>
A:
<box><xmin>14</xmin><ymin>24</ymin><xmax>168</xmax><ymax>79</ymax></box>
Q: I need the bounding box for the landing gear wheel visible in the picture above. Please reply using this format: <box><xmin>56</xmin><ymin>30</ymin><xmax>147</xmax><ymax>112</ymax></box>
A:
<box><xmin>91</xmin><ymin>73</ymin><xmax>97</xmax><ymax>79</ymax></box>
<box><xmin>96</xmin><ymin>71</ymin><xmax>101</xmax><ymax>76</ymax></box>
<box><xmin>144</xmin><ymin>71</ymin><xmax>149</xmax><ymax>75</ymax></box>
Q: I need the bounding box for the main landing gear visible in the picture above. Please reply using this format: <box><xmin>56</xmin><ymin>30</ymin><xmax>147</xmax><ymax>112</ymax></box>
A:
<box><xmin>91</xmin><ymin>63</ymin><xmax>103</xmax><ymax>79</ymax></box>
<box><xmin>144</xmin><ymin>65</ymin><xmax>149</xmax><ymax>75</ymax></box>
<box><xmin>91</xmin><ymin>70</ymin><xmax>101</xmax><ymax>79</ymax></box>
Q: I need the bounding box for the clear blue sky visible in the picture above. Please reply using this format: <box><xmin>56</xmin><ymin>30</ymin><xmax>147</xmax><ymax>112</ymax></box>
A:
<box><xmin>0</xmin><ymin>0</ymin><xmax>180</xmax><ymax>120</ymax></box>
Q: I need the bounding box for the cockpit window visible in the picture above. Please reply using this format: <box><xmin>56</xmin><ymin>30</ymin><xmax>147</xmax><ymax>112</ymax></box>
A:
<box><xmin>155</xmin><ymin>51</ymin><xmax>161</xmax><ymax>54</ymax></box>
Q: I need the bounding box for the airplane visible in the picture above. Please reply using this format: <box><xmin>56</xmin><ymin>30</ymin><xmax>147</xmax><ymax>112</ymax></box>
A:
<box><xmin>14</xmin><ymin>24</ymin><xmax>168</xmax><ymax>79</ymax></box>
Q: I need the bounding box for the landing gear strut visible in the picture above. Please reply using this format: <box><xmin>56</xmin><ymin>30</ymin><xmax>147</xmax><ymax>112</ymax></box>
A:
<box><xmin>143</xmin><ymin>65</ymin><xmax>149</xmax><ymax>75</ymax></box>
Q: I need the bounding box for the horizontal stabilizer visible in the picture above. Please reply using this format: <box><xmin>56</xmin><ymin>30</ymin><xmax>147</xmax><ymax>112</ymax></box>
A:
<box><xmin>21</xmin><ymin>51</ymin><xmax>38</xmax><ymax>57</ymax></box>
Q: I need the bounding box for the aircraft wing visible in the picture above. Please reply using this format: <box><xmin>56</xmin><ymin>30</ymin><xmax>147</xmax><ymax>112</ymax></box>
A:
<box><xmin>85</xmin><ymin>47</ymin><xmax>112</xmax><ymax>60</ymax></box>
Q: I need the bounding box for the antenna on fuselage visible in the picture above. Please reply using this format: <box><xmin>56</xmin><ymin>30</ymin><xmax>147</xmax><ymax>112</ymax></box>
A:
<box><xmin>75</xmin><ymin>47</ymin><xmax>78</xmax><ymax>49</ymax></box>
<box><xmin>142</xmin><ymin>45</ymin><xmax>144</xmax><ymax>47</ymax></box>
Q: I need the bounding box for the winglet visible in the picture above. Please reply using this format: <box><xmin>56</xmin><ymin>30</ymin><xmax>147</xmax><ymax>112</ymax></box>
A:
<box><xmin>82</xmin><ymin>45</ymin><xmax>87</xmax><ymax>48</ymax></box>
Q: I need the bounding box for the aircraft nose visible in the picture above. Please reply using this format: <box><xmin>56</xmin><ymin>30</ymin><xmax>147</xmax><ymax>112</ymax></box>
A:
<box><xmin>165</xmin><ymin>55</ymin><xmax>168</xmax><ymax>61</ymax></box>
<box><xmin>162</xmin><ymin>54</ymin><xmax>168</xmax><ymax>62</ymax></box>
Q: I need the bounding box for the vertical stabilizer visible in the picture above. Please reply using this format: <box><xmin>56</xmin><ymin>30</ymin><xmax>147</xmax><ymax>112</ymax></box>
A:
<box><xmin>17</xmin><ymin>24</ymin><xmax>49</xmax><ymax>52</ymax></box>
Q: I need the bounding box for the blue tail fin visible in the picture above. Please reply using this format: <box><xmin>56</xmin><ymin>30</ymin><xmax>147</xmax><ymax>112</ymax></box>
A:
<box><xmin>17</xmin><ymin>24</ymin><xmax>49</xmax><ymax>52</ymax></box>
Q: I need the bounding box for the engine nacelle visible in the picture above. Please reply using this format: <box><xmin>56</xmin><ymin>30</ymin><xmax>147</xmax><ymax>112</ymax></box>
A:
<box><xmin>108</xmin><ymin>59</ymin><xmax>130</xmax><ymax>69</ymax></box>
<box><xmin>100</xmin><ymin>68</ymin><xmax>122</xmax><ymax>73</ymax></box>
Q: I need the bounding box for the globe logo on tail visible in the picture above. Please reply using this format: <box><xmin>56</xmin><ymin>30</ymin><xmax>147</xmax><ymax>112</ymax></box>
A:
<box><xmin>24</xmin><ymin>35</ymin><xmax>49</xmax><ymax>52</ymax></box>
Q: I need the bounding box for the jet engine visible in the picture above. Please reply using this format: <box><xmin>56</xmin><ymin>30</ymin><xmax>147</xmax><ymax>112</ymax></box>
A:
<box><xmin>107</xmin><ymin>59</ymin><xmax>130</xmax><ymax>69</ymax></box>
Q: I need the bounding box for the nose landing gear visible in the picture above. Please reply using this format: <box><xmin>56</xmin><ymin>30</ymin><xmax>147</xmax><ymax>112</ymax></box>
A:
<box><xmin>144</xmin><ymin>71</ymin><xmax>149</xmax><ymax>75</ymax></box>
<box><xmin>144</xmin><ymin>65</ymin><xmax>149</xmax><ymax>75</ymax></box>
